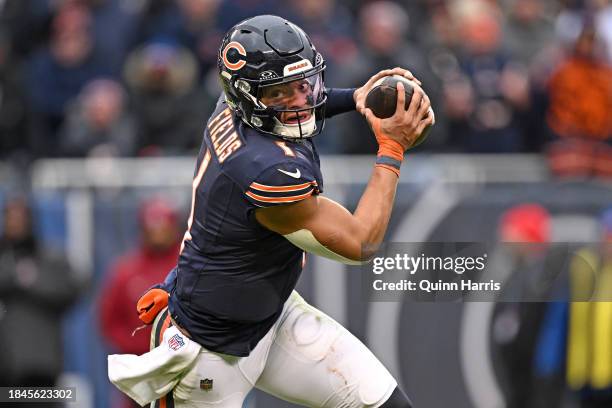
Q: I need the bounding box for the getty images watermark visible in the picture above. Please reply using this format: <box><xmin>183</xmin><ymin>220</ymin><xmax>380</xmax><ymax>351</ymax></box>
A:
<box><xmin>371</xmin><ymin>252</ymin><xmax>497</xmax><ymax>292</ymax></box>
<box><xmin>361</xmin><ymin>242</ymin><xmax>612</xmax><ymax>302</ymax></box>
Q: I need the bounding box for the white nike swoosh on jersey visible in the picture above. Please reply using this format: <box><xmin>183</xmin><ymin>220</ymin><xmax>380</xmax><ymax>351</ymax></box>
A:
<box><xmin>277</xmin><ymin>168</ymin><xmax>301</xmax><ymax>178</ymax></box>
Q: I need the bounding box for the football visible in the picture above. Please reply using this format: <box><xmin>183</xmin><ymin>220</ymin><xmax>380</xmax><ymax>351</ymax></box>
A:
<box><xmin>364</xmin><ymin>74</ymin><xmax>433</xmax><ymax>148</ymax></box>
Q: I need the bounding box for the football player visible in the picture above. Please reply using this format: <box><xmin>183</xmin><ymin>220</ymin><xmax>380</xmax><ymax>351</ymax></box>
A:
<box><xmin>108</xmin><ymin>15</ymin><xmax>433</xmax><ymax>408</ymax></box>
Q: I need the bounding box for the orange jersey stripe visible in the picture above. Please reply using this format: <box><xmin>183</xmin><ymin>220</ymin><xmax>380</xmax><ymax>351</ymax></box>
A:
<box><xmin>250</xmin><ymin>181</ymin><xmax>317</xmax><ymax>192</ymax></box>
<box><xmin>245</xmin><ymin>188</ymin><xmax>314</xmax><ymax>203</ymax></box>
<box><xmin>158</xmin><ymin>314</ymin><xmax>172</xmax><ymax>346</ymax></box>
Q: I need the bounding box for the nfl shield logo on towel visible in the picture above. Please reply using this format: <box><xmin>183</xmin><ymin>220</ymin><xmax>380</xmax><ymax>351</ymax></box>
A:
<box><xmin>200</xmin><ymin>379</ymin><xmax>213</xmax><ymax>391</ymax></box>
<box><xmin>168</xmin><ymin>334</ymin><xmax>185</xmax><ymax>351</ymax></box>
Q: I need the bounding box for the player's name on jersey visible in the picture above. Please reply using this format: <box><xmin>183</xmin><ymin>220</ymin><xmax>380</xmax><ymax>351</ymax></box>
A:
<box><xmin>208</xmin><ymin>108</ymin><xmax>243</xmax><ymax>163</ymax></box>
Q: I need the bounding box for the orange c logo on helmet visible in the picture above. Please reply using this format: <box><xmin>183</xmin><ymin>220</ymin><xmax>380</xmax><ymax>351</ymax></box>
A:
<box><xmin>222</xmin><ymin>42</ymin><xmax>247</xmax><ymax>71</ymax></box>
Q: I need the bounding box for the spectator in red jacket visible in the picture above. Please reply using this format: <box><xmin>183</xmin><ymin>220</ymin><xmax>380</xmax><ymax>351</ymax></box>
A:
<box><xmin>99</xmin><ymin>197</ymin><xmax>181</xmax><ymax>356</ymax></box>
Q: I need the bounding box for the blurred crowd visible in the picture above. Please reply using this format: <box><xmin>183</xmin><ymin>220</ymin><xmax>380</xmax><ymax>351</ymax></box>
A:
<box><xmin>0</xmin><ymin>195</ymin><xmax>82</xmax><ymax>403</ymax></box>
<box><xmin>490</xmin><ymin>204</ymin><xmax>612</xmax><ymax>408</ymax></box>
<box><xmin>0</xmin><ymin>2</ymin><xmax>611</xmax><ymax>406</ymax></box>
<box><xmin>0</xmin><ymin>0</ymin><xmax>610</xmax><ymax>174</ymax></box>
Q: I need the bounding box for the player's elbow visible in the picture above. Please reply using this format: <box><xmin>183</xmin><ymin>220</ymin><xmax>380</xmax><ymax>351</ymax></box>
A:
<box><xmin>341</xmin><ymin>252</ymin><xmax>375</xmax><ymax>265</ymax></box>
<box><xmin>348</xmin><ymin>225</ymin><xmax>384</xmax><ymax>263</ymax></box>
<box><xmin>349</xmin><ymin>244</ymin><xmax>380</xmax><ymax>264</ymax></box>
<box><xmin>326</xmin><ymin>229</ymin><xmax>378</xmax><ymax>264</ymax></box>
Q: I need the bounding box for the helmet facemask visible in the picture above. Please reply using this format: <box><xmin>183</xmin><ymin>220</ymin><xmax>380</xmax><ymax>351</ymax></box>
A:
<box><xmin>258</xmin><ymin>70</ymin><xmax>325</xmax><ymax>140</ymax></box>
<box><xmin>224</xmin><ymin>65</ymin><xmax>326</xmax><ymax>140</ymax></box>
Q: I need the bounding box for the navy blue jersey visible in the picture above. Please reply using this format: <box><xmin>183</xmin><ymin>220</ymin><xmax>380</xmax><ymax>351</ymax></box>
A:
<box><xmin>166</xmin><ymin>88</ymin><xmax>355</xmax><ymax>356</ymax></box>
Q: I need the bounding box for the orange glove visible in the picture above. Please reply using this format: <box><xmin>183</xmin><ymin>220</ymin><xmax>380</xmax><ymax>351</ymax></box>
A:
<box><xmin>136</xmin><ymin>288</ymin><xmax>169</xmax><ymax>324</ymax></box>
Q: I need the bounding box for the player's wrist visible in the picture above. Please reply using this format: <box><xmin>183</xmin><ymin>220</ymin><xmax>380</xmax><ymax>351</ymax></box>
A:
<box><xmin>377</xmin><ymin>139</ymin><xmax>405</xmax><ymax>163</ymax></box>
<box><xmin>375</xmin><ymin>163</ymin><xmax>400</xmax><ymax>177</ymax></box>
<box><xmin>375</xmin><ymin>155</ymin><xmax>402</xmax><ymax>177</ymax></box>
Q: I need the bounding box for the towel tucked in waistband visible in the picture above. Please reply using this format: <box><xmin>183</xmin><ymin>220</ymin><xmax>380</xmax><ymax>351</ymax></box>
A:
<box><xmin>108</xmin><ymin>325</ymin><xmax>201</xmax><ymax>406</ymax></box>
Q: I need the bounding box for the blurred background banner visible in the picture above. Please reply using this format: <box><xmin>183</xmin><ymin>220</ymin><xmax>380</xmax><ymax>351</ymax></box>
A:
<box><xmin>0</xmin><ymin>0</ymin><xmax>611</xmax><ymax>407</ymax></box>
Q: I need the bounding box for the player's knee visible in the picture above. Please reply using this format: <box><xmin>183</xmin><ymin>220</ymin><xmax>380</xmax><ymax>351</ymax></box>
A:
<box><xmin>379</xmin><ymin>387</ymin><xmax>413</xmax><ymax>408</ymax></box>
<box><xmin>289</xmin><ymin>307</ymin><xmax>342</xmax><ymax>361</ymax></box>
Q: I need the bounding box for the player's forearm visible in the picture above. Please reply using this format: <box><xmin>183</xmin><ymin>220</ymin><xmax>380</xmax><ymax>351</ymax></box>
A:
<box><xmin>353</xmin><ymin>166</ymin><xmax>399</xmax><ymax>251</ymax></box>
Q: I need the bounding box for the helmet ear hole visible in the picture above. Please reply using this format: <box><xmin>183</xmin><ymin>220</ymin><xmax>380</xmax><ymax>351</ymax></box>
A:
<box><xmin>236</xmin><ymin>80</ymin><xmax>251</xmax><ymax>93</ymax></box>
<box><xmin>252</xmin><ymin>117</ymin><xmax>263</xmax><ymax>127</ymax></box>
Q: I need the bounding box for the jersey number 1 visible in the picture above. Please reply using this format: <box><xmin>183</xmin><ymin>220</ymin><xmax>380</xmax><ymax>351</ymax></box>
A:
<box><xmin>180</xmin><ymin>149</ymin><xmax>212</xmax><ymax>254</ymax></box>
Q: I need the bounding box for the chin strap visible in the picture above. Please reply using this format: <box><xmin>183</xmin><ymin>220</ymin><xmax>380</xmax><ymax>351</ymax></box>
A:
<box><xmin>273</xmin><ymin>116</ymin><xmax>317</xmax><ymax>139</ymax></box>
